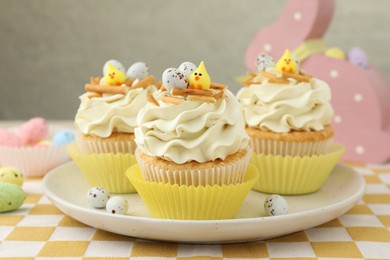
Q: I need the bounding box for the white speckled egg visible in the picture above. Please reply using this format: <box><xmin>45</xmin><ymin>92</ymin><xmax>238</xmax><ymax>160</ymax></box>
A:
<box><xmin>0</xmin><ymin>167</ymin><xmax>24</xmax><ymax>187</ymax></box>
<box><xmin>178</xmin><ymin>61</ymin><xmax>197</xmax><ymax>78</ymax></box>
<box><xmin>103</xmin><ymin>59</ymin><xmax>126</xmax><ymax>75</ymax></box>
<box><xmin>106</xmin><ymin>196</ymin><xmax>128</xmax><ymax>215</ymax></box>
<box><xmin>162</xmin><ymin>68</ymin><xmax>188</xmax><ymax>91</ymax></box>
<box><xmin>126</xmin><ymin>62</ymin><xmax>149</xmax><ymax>80</ymax></box>
<box><xmin>87</xmin><ymin>187</ymin><xmax>110</xmax><ymax>209</ymax></box>
<box><xmin>264</xmin><ymin>194</ymin><xmax>288</xmax><ymax>216</ymax></box>
<box><xmin>256</xmin><ymin>53</ymin><xmax>275</xmax><ymax>71</ymax></box>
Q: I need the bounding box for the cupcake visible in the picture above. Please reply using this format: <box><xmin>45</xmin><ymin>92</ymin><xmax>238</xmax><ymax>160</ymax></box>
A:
<box><xmin>68</xmin><ymin>60</ymin><xmax>160</xmax><ymax>193</ymax></box>
<box><xmin>237</xmin><ymin>50</ymin><xmax>345</xmax><ymax>194</ymax></box>
<box><xmin>127</xmin><ymin>61</ymin><xmax>258</xmax><ymax>220</ymax></box>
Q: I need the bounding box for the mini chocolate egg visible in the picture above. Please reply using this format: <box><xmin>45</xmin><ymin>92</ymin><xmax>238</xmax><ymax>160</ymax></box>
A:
<box><xmin>19</xmin><ymin>117</ymin><xmax>49</xmax><ymax>145</ymax></box>
<box><xmin>0</xmin><ymin>182</ymin><xmax>26</xmax><ymax>213</ymax></box>
<box><xmin>106</xmin><ymin>196</ymin><xmax>128</xmax><ymax>215</ymax></box>
<box><xmin>126</xmin><ymin>62</ymin><xmax>149</xmax><ymax>80</ymax></box>
<box><xmin>256</xmin><ymin>53</ymin><xmax>275</xmax><ymax>71</ymax></box>
<box><xmin>325</xmin><ymin>47</ymin><xmax>346</xmax><ymax>60</ymax></box>
<box><xmin>162</xmin><ymin>68</ymin><xmax>188</xmax><ymax>91</ymax></box>
<box><xmin>292</xmin><ymin>53</ymin><xmax>300</xmax><ymax>69</ymax></box>
<box><xmin>87</xmin><ymin>187</ymin><xmax>110</xmax><ymax>209</ymax></box>
<box><xmin>52</xmin><ymin>130</ymin><xmax>75</xmax><ymax>146</ymax></box>
<box><xmin>0</xmin><ymin>167</ymin><xmax>24</xmax><ymax>187</ymax></box>
<box><xmin>103</xmin><ymin>59</ymin><xmax>126</xmax><ymax>75</ymax></box>
<box><xmin>178</xmin><ymin>62</ymin><xmax>197</xmax><ymax>78</ymax></box>
<box><xmin>347</xmin><ymin>47</ymin><xmax>369</xmax><ymax>69</ymax></box>
<box><xmin>264</xmin><ymin>194</ymin><xmax>288</xmax><ymax>216</ymax></box>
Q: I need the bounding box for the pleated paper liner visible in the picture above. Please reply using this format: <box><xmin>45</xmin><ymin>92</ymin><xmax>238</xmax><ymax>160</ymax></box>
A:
<box><xmin>250</xmin><ymin>143</ymin><xmax>345</xmax><ymax>195</ymax></box>
<box><xmin>0</xmin><ymin>125</ymin><xmax>72</xmax><ymax>177</ymax></box>
<box><xmin>249</xmin><ymin>136</ymin><xmax>334</xmax><ymax>156</ymax></box>
<box><xmin>135</xmin><ymin>147</ymin><xmax>252</xmax><ymax>186</ymax></box>
<box><xmin>67</xmin><ymin>142</ymin><xmax>137</xmax><ymax>194</ymax></box>
<box><xmin>127</xmin><ymin>164</ymin><xmax>259</xmax><ymax>220</ymax></box>
<box><xmin>76</xmin><ymin>133</ymin><xmax>137</xmax><ymax>154</ymax></box>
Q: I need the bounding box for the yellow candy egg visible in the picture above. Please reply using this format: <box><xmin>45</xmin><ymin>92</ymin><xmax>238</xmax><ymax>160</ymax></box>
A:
<box><xmin>325</xmin><ymin>48</ymin><xmax>346</xmax><ymax>60</ymax></box>
<box><xmin>0</xmin><ymin>167</ymin><xmax>24</xmax><ymax>187</ymax></box>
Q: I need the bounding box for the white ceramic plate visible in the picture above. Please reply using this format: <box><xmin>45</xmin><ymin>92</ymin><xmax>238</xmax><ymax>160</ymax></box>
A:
<box><xmin>43</xmin><ymin>162</ymin><xmax>365</xmax><ymax>244</ymax></box>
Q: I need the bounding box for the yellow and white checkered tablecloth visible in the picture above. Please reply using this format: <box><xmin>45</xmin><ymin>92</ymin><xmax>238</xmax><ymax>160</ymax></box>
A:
<box><xmin>1</xmin><ymin>161</ymin><xmax>390</xmax><ymax>259</ymax></box>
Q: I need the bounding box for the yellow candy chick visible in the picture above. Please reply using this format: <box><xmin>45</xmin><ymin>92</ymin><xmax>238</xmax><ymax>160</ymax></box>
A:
<box><xmin>104</xmin><ymin>62</ymin><xmax>126</xmax><ymax>86</ymax></box>
<box><xmin>276</xmin><ymin>49</ymin><xmax>298</xmax><ymax>74</ymax></box>
<box><xmin>188</xmin><ymin>61</ymin><xmax>211</xmax><ymax>90</ymax></box>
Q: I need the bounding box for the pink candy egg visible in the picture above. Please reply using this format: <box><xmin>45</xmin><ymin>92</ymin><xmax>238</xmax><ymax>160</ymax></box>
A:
<box><xmin>18</xmin><ymin>117</ymin><xmax>49</xmax><ymax>145</ymax></box>
<box><xmin>0</xmin><ymin>129</ymin><xmax>22</xmax><ymax>147</ymax></box>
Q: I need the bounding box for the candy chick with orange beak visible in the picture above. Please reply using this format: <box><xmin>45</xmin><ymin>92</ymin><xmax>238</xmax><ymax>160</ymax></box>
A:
<box><xmin>188</xmin><ymin>61</ymin><xmax>211</xmax><ymax>90</ymax></box>
<box><xmin>104</xmin><ymin>62</ymin><xmax>126</xmax><ymax>86</ymax></box>
<box><xmin>276</xmin><ymin>49</ymin><xmax>298</xmax><ymax>74</ymax></box>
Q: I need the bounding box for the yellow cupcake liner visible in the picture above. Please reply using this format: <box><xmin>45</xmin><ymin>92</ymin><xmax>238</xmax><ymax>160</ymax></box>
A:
<box><xmin>127</xmin><ymin>164</ymin><xmax>259</xmax><ymax>220</ymax></box>
<box><xmin>67</xmin><ymin>142</ymin><xmax>137</xmax><ymax>194</ymax></box>
<box><xmin>250</xmin><ymin>143</ymin><xmax>345</xmax><ymax>195</ymax></box>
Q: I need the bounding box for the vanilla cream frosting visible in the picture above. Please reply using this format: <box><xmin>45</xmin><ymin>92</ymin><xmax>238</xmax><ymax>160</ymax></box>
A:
<box><xmin>135</xmin><ymin>89</ymin><xmax>249</xmax><ymax>164</ymax></box>
<box><xmin>237</xmin><ymin>69</ymin><xmax>333</xmax><ymax>133</ymax></box>
<box><xmin>75</xmin><ymin>85</ymin><xmax>157</xmax><ymax>137</ymax></box>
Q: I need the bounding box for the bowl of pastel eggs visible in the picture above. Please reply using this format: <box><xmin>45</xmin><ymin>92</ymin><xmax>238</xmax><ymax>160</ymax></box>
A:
<box><xmin>0</xmin><ymin>117</ymin><xmax>75</xmax><ymax>177</ymax></box>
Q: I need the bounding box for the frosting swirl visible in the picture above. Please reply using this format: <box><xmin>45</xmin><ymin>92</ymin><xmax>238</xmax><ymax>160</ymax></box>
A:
<box><xmin>135</xmin><ymin>89</ymin><xmax>249</xmax><ymax>164</ymax></box>
<box><xmin>75</xmin><ymin>85</ymin><xmax>157</xmax><ymax>137</ymax></box>
<box><xmin>237</xmin><ymin>72</ymin><xmax>333</xmax><ymax>133</ymax></box>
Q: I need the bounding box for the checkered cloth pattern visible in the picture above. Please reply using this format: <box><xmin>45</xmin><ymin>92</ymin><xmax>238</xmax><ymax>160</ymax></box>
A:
<box><xmin>0</xmin><ymin>161</ymin><xmax>389</xmax><ymax>259</ymax></box>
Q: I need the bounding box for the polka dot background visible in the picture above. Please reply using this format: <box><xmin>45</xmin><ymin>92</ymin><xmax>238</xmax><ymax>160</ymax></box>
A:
<box><xmin>1</xmin><ymin>161</ymin><xmax>390</xmax><ymax>259</ymax></box>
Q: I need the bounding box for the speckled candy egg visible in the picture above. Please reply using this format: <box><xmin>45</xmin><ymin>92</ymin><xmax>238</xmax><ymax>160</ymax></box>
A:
<box><xmin>87</xmin><ymin>187</ymin><xmax>110</xmax><ymax>209</ymax></box>
<box><xmin>0</xmin><ymin>167</ymin><xmax>24</xmax><ymax>187</ymax></box>
<box><xmin>0</xmin><ymin>182</ymin><xmax>26</xmax><ymax>213</ymax></box>
<box><xmin>264</xmin><ymin>194</ymin><xmax>288</xmax><ymax>216</ymax></box>
<box><xmin>126</xmin><ymin>62</ymin><xmax>149</xmax><ymax>80</ymax></box>
<box><xmin>178</xmin><ymin>61</ymin><xmax>197</xmax><ymax>78</ymax></box>
<box><xmin>347</xmin><ymin>47</ymin><xmax>369</xmax><ymax>69</ymax></box>
<box><xmin>162</xmin><ymin>68</ymin><xmax>188</xmax><ymax>91</ymax></box>
<box><xmin>103</xmin><ymin>59</ymin><xmax>126</xmax><ymax>75</ymax></box>
<box><xmin>52</xmin><ymin>130</ymin><xmax>75</xmax><ymax>146</ymax></box>
<box><xmin>106</xmin><ymin>196</ymin><xmax>128</xmax><ymax>215</ymax></box>
<box><xmin>256</xmin><ymin>53</ymin><xmax>275</xmax><ymax>71</ymax></box>
<box><xmin>19</xmin><ymin>117</ymin><xmax>49</xmax><ymax>145</ymax></box>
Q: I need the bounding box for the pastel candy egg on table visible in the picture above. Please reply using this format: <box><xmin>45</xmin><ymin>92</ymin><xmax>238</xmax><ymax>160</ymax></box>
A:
<box><xmin>52</xmin><ymin>130</ymin><xmax>75</xmax><ymax>146</ymax></box>
<box><xmin>35</xmin><ymin>140</ymin><xmax>52</xmax><ymax>148</ymax></box>
<box><xmin>0</xmin><ymin>182</ymin><xmax>26</xmax><ymax>213</ymax></box>
<box><xmin>162</xmin><ymin>68</ymin><xmax>188</xmax><ymax>91</ymax></box>
<box><xmin>256</xmin><ymin>53</ymin><xmax>275</xmax><ymax>71</ymax></box>
<box><xmin>126</xmin><ymin>62</ymin><xmax>149</xmax><ymax>80</ymax></box>
<box><xmin>18</xmin><ymin>117</ymin><xmax>49</xmax><ymax>145</ymax></box>
<box><xmin>87</xmin><ymin>187</ymin><xmax>110</xmax><ymax>209</ymax></box>
<box><xmin>106</xmin><ymin>196</ymin><xmax>128</xmax><ymax>215</ymax></box>
<box><xmin>0</xmin><ymin>167</ymin><xmax>24</xmax><ymax>187</ymax></box>
<box><xmin>325</xmin><ymin>47</ymin><xmax>346</xmax><ymax>60</ymax></box>
<box><xmin>264</xmin><ymin>194</ymin><xmax>288</xmax><ymax>216</ymax></box>
<box><xmin>103</xmin><ymin>59</ymin><xmax>126</xmax><ymax>75</ymax></box>
<box><xmin>347</xmin><ymin>47</ymin><xmax>369</xmax><ymax>69</ymax></box>
<box><xmin>178</xmin><ymin>61</ymin><xmax>197</xmax><ymax>78</ymax></box>
<box><xmin>0</xmin><ymin>129</ymin><xmax>21</xmax><ymax>147</ymax></box>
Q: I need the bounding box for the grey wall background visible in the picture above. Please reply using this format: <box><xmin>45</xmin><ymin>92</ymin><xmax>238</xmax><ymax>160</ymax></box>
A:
<box><xmin>0</xmin><ymin>0</ymin><xmax>389</xmax><ymax>120</ymax></box>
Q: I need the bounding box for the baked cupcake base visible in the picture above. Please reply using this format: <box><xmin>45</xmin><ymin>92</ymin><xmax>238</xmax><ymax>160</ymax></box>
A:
<box><xmin>67</xmin><ymin>142</ymin><xmax>137</xmax><ymax>193</ymax></box>
<box><xmin>127</xmin><ymin>164</ymin><xmax>259</xmax><ymax>220</ymax></box>
<box><xmin>76</xmin><ymin>133</ymin><xmax>137</xmax><ymax>154</ymax></box>
<box><xmin>135</xmin><ymin>147</ymin><xmax>252</xmax><ymax>186</ymax></box>
<box><xmin>250</xmin><ymin>143</ymin><xmax>345</xmax><ymax>194</ymax></box>
<box><xmin>246</xmin><ymin>126</ymin><xmax>334</xmax><ymax>156</ymax></box>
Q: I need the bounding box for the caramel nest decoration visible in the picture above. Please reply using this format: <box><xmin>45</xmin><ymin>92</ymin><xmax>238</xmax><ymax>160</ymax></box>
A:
<box><xmin>85</xmin><ymin>75</ymin><xmax>163</xmax><ymax>97</ymax></box>
<box><xmin>241</xmin><ymin>70</ymin><xmax>312</xmax><ymax>86</ymax></box>
<box><xmin>146</xmin><ymin>82</ymin><xmax>227</xmax><ymax>106</ymax></box>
